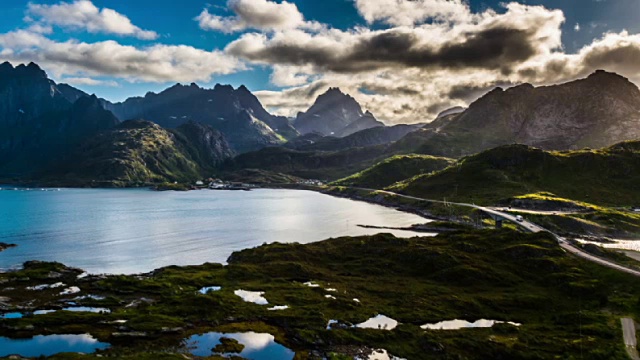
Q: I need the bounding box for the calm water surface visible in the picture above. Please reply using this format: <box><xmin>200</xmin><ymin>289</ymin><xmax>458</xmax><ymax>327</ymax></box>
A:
<box><xmin>0</xmin><ymin>188</ymin><xmax>430</xmax><ymax>274</ymax></box>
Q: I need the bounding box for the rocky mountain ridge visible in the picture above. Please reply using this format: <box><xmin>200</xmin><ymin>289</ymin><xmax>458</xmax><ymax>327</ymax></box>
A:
<box><xmin>423</xmin><ymin>70</ymin><xmax>640</xmax><ymax>153</ymax></box>
<box><xmin>294</xmin><ymin>88</ymin><xmax>384</xmax><ymax>137</ymax></box>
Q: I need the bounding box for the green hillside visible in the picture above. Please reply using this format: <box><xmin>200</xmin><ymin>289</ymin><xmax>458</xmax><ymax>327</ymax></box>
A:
<box><xmin>222</xmin><ymin>145</ymin><xmax>396</xmax><ymax>180</ymax></box>
<box><xmin>333</xmin><ymin>154</ymin><xmax>454</xmax><ymax>188</ymax></box>
<box><xmin>390</xmin><ymin>141</ymin><xmax>640</xmax><ymax>206</ymax></box>
<box><xmin>46</xmin><ymin>120</ymin><xmax>234</xmax><ymax>186</ymax></box>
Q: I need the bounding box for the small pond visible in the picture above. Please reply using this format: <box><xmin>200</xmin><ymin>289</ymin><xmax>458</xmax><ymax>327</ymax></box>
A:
<box><xmin>421</xmin><ymin>319</ymin><xmax>521</xmax><ymax>330</ymax></box>
<box><xmin>0</xmin><ymin>334</ymin><xmax>109</xmax><ymax>357</ymax></box>
<box><xmin>183</xmin><ymin>331</ymin><xmax>294</xmax><ymax>359</ymax></box>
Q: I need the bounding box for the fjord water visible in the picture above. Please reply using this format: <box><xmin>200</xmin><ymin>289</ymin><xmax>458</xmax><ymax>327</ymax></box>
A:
<box><xmin>0</xmin><ymin>188</ymin><xmax>429</xmax><ymax>274</ymax></box>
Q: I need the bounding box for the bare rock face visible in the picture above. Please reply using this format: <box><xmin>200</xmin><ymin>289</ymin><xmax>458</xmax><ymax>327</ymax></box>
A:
<box><xmin>423</xmin><ymin>70</ymin><xmax>640</xmax><ymax>154</ymax></box>
<box><xmin>0</xmin><ymin>62</ymin><xmax>120</xmax><ymax>175</ymax></box>
<box><xmin>101</xmin><ymin>83</ymin><xmax>293</xmax><ymax>153</ymax></box>
<box><xmin>172</xmin><ymin>121</ymin><xmax>236</xmax><ymax>167</ymax></box>
<box><xmin>294</xmin><ymin>88</ymin><xmax>384</xmax><ymax>137</ymax></box>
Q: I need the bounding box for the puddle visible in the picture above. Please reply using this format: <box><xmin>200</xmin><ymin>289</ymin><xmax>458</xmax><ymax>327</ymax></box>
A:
<box><xmin>10</xmin><ymin>307</ymin><xmax>110</xmax><ymax>317</ymax></box>
<box><xmin>267</xmin><ymin>305</ymin><xmax>289</xmax><ymax>311</ymax></box>
<box><xmin>60</xmin><ymin>287</ymin><xmax>81</xmax><ymax>295</ymax></box>
<box><xmin>355</xmin><ymin>315</ymin><xmax>399</xmax><ymax>330</ymax></box>
<box><xmin>1</xmin><ymin>312</ymin><xmax>23</xmax><ymax>319</ymax></box>
<box><xmin>199</xmin><ymin>286</ymin><xmax>221</xmax><ymax>294</ymax></box>
<box><xmin>325</xmin><ymin>295</ymin><xmax>336</xmax><ymax>300</ymax></box>
<box><xmin>234</xmin><ymin>290</ymin><xmax>268</xmax><ymax>305</ymax></box>
<box><xmin>74</xmin><ymin>295</ymin><xmax>106</xmax><ymax>301</ymax></box>
<box><xmin>575</xmin><ymin>238</ymin><xmax>640</xmax><ymax>252</ymax></box>
<box><xmin>357</xmin><ymin>349</ymin><xmax>407</xmax><ymax>360</ymax></box>
<box><xmin>63</xmin><ymin>307</ymin><xmax>111</xmax><ymax>314</ymax></box>
<box><xmin>326</xmin><ymin>320</ymin><xmax>339</xmax><ymax>330</ymax></box>
<box><xmin>27</xmin><ymin>282</ymin><xmax>65</xmax><ymax>291</ymax></box>
<box><xmin>183</xmin><ymin>331</ymin><xmax>294</xmax><ymax>359</ymax></box>
<box><xmin>0</xmin><ymin>334</ymin><xmax>109</xmax><ymax>357</ymax></box>
<box><xmin>303</xmin><ymin>282</ymin><xmax>320</xmax><ymax>288</ymax></box>
<box><xmin>34</xmin><ymin>310</ymin><xmax>57</xmax><ymax>315</ymax></box>
<box><xmin>421</xmin><ymin>319</ymin><xmax>521</xmax><ymax>330</ymax></box>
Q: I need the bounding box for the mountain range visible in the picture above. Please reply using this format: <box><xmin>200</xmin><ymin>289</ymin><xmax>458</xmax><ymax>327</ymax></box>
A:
<box><xmin>2</xmin><ymin>61</ymin><xmax>640</xmax><ymax>186</ymax></box>
<box><xmin>416</xmin><ymin>70</ymin><xmax>640</xmax><ymax>156</ymax></box>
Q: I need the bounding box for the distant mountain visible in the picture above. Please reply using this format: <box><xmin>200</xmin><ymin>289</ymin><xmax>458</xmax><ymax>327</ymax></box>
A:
<box><xmin>288</xmin><ymin>124</ymin><xmax>420</xmax><ymax>152</ymax></box>
<box><xmin>334</xmin><ymin>111</ymin><xmax>384</xmax><ymax>137</ymax></box>
<box><xmin>228</xmin><ymin>124</ymin><xmax>430</xmax><ymax>180</ymax></box>
<box><xmin>102</xmin><ymin>83</ymin><xmax>294</xmax><ymax>153</ymax></box>
<box><xmin>222</xmin><ymin>145</ymin><xmax>395</xmax><ymax>180</ymax></box>
<box><xmin>48</xmin><ymin>120</ymin><xmax>234</xmax><ymax>186</ymax></box>
<box><xmin>0</xmin><ymin>62</ymin><xmax>119</xmax><ymax>175</ymax></box>
<box><xmin>294</xmin><ymin>88</ymin><xmax>383</xmax><ymax>136</ymax></box>
<box><xmin>57</xmin><ymin>83</ymin><xmax>90</xmax><ymax>104</ymax></box>
<box><xmin>418</xmin><ymin>70</ymin><xmax>640</xmax><ymax>156</ymax></box>
<box><xmin>391</xmin><ymin>141</ymin><xmax>640</xmax><ymax>206</ymax></box>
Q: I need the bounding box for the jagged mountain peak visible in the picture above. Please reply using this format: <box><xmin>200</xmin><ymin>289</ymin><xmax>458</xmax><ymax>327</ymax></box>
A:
<box><xmin>294</xmin><ymin>87</ymin><xmax>371</xmax><ymax>136</ymax></box>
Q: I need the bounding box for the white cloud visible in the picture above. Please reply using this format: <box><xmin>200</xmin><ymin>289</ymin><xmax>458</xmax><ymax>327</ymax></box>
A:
<box><xmin>0</xmin><ymin>30</ymin><xmax>242</xmax><ymax>83</ymax></box>
<box><xmin>244</xmin><ymin>2</ymin><xmax>640</xmax><ymax>124</ymax></box>
<box><xmin>270</xmin><ymin>64</ymin><xmax>316</xmax><ymax>87</ymax></box>
<box><xmin>196</xmin><ymin>0</ymin><xmax>305</xmax><ymax>33</ymax></box>
<box><xmin>61</xmin><ymin>76</ymin><xmax>119</xmax><ymax>87</ymax></box>
<box><xmin>26</xmin><ymin>0</ymin><xmax>158</xmax><ymax>40</ymax></box>
<box><xmin>354</xmin><ymin>0</ymin><xmax>474</xmax><ymax>26</ymax></box>
<box><xmin>227</xmin><ymin>3</ymin><xmax>564</xmax><ymax>74</ymax></box>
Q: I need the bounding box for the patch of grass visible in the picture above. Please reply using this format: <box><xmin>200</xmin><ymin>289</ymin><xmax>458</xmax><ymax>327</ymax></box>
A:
<box><xmin>392</xmin><ymin>142</ymin><xmax>640</xmax><ymax>207</ymax></box>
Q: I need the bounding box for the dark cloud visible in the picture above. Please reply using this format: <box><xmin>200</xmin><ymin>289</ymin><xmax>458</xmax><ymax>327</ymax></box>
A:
<box><xmin>229</xmin><ymin>26</ymin><xmax>542</xmax><ymax>74</ymax></box>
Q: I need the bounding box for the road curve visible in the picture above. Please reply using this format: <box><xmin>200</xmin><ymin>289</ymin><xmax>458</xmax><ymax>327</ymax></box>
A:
<box><xmin>352</xmin><ymin>187</ymin><xmax>640</xmax><ymax>278</ymax></box>
<box><xmin>622</xmin><ymin>318</ymin><xmax>640</xmax><ymax>360</ymax></box>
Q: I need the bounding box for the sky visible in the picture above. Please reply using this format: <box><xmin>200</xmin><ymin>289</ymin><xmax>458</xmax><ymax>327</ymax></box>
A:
<box><xmin>0</xmin><ymin>0</ymin><xmax>640</xmax><ymax>124</ymax></box>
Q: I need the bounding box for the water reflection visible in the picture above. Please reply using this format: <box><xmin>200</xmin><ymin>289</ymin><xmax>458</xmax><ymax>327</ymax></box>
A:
<box><xmin>0</xmin><ymin>189</ymin><xmax>432</xmax><ymax>274</ymax></box>
<box><xmin>421</xmin><ymin>319</ymin><xmax>521</xmax><ymax>330</ymax></box>
<box><xmin>183</xmin><ymin>331</ymin><xmax>294</xmax><ymax>359</ymax></box>
<box><xmin>0</xmin><ymin>334</ymin><xmax>109</xmax><ymax>357</ymax></box>
<box><xmin>355</xmin><ymin>314</ymin><xmax>399</xmax><ymax>330</ymax></box>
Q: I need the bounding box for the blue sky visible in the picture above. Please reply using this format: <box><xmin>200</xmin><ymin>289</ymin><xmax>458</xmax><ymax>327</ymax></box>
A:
<box><xmin>1</xmin><ymin>0</ymin><xmax>639</xmax><ymax>122</ymax></box>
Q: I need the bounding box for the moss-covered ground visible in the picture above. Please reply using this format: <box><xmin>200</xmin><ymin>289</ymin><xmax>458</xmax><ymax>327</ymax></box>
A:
<box><xmin>2</xmin><ymin>229</ymin><xmax>640</xmax><ymax>359</ymax></box>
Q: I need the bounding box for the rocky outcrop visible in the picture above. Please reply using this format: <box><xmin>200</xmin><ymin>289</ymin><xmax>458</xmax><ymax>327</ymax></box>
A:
<box><xmin>171</xmin><ymin>121</ymin><xmax>235</xmax><ymax>168</ymax></box>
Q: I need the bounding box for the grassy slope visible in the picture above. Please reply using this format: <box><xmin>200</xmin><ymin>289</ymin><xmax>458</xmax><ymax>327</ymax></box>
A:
<box><xmin>333</xmin><ymin>154</ymin><xmax>454</xmax><ymax>188</ymax></box>
<box><xmin>2</xmin><ymin>229</ymin><xmax>640</xmax><ymax>359</ymax></box>
<box><xmin>222</xmin><ymin>145</ymin><xmax>396</xmax><ymax>181</ymax></box>
<box><xmin>391</xmin><ymin>141</ymin><xmax>640</xmax><ymax>206</ymax></box>
<box><xmin>48</xmin><ymin>122</ymin><xmax>203</xmax><ymax>185</ymax></box>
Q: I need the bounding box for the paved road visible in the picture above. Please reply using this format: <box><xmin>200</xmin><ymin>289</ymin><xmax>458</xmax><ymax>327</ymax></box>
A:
<box><xmin>622</xmin><ymin>318</ymin><xmax>639</xmax><ymax>360</ymax></box>
<box><xmin>622</xmin><ymin>318</ymin><xmax>637</xmax><ymax>347</ymax></box>
<box><xmin>488</xmin><ymin>207</ymin><xmax>583</xmax><ymax>215</ymax></box>
<box><xmin>353</xmin><ymin>187</ymin><xmax>640</xmax><ymax>278</ymax></box>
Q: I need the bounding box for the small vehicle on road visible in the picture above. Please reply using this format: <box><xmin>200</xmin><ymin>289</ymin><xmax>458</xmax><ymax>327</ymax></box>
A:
<box><xmin>516</xmin><ymin>215</ymin><xmax>524</xmax><ymax>222</ymax></box>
